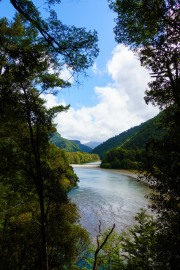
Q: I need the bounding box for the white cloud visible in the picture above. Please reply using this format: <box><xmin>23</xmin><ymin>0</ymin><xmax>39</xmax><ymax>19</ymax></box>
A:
<box><xmin>92</xmin><ymin>62</ymin><xmax>103</xmax><ymax>76</ymax></box>
<box><xmin>59</xmin><ymin>66</ymin><xmax>74</xmax><ymax>83</ymax></box>
<box><xmin>48</xmin><ymin>64</ymin><xmax>74</xmax><ymax>85</ymax></box>
<box><xmin>43</xmin><ymin>45</ymin><xmax>159</xmax><ymax>143</ymax></box>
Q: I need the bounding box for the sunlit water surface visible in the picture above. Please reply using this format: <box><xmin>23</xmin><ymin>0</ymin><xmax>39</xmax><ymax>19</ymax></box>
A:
<box><xmin>68</xmin><ymin>163</ymin><xmax>150</xmax><ymax>238</ymax></box>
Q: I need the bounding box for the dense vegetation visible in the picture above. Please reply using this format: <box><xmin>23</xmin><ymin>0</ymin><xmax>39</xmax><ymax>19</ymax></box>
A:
<box><xmin>50</xmin><ymin>133</ymin><xmax>99</xmax><ymax>163</ymax></box>
<box><xmin>108</xmin><ymin>0</ymin><xmax>180</xmax><ymax>269</ymax></box>
<box><xmin>65</xmin><ymin>151</ymin><xmax>100</xmax><ymax>164</ymax></box>
<box><xmin>93</xmin><ymin>112</ymin><xmax>164</xmax><ymax>159</ymax></box>
<box><xmin>0</xmin><ymin>2</ymin><xmax>98</xmax><ymax>268</ymax></box>
<box><xmin>50</xmin><ymin>132</ymin><xmax>80</xmax><ymax>152</ymax></box>
<box><xmin>92</xmin><ymin>125</ymin><xmax>141</xmax><ymax>159</ymax></box>
<box><xmin>50</xmin><ymin>132</ymin><xmax>92</xmax><ymax>153</ymax></box>
<box><xmin>93</xmin><ymin>112</ymin><xmax>165</xmax><ymax>170</ymax></box>
<box><xmin>0</xmin><ymin>0</ymin><xmax>179</xmax><ymax>269</ymax></box>
<box><xmin>101</xmin><ymin>148</ymin><xmax>143</xmax><ymax>170</ymax></box>
<box><xmin>71</xmin><ymin>140</ymin><xmax>92</xmax><ymax>153</ymax></box>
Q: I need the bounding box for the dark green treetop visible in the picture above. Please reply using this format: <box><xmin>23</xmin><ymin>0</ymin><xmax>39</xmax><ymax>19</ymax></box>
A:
<box><xmin>109</xmin><ymin>0</ymin><xmax>179</xmax><ymax>110</ymax></box>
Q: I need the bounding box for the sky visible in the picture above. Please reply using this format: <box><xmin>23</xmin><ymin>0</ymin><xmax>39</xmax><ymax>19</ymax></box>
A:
<box><xmin>1</xmin><ymin>0</ymin><xmax>159</xmax><ymax>143</ymax></box>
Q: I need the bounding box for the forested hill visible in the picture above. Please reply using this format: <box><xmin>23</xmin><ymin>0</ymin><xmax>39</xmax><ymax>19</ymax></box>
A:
<box><xmin>49</xmin><ymin>132</ymin><xmax>92</xmax><ymax>152</ymax></box>
<box><xmin>50</xmin><ymin>132</ymin><xmax>79</xmax><ymax>152</ymax></box>
<box><xmin>92</xmin><ymin>112</ymin><xmax>164</xmax><ymax>159</ymax></box>
<box><xmin>92</xmin><ymin>125</ymin><xmax>140</xmax><ymax>159</ymax></box>
<box><xmin>70</xmin><ymin>140</ymin><xmax>92</xmax><ymax>152</ymax></box>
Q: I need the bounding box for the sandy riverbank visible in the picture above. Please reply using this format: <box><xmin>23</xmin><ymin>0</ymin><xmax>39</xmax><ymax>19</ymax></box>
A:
<box><xmin>71</xmin><ymin>164</ymin><xmax>139</xmax><ymax>180</ymax></box>
<box><xmin>102</xmin><ymin>168</ymin><xmax>139</xmax><ymax>179</ymax></box>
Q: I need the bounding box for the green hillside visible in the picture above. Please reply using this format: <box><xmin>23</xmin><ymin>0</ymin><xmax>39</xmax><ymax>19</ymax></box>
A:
<box><xmin>70</xmin><ymin>140</ymin><xmax>92</xmax><ymax>152</ymax></box>
<box><xmin>49</xmin><ymin>132</ymin><xmax>80</xmax><ymax>152</ymax></box>
<box><xmin>92</xmin><ymin>125</ymin><xmax>140</xmax><ymax>159</ymax></box>
<box><xmin>93</xmin><ymin>112</ymin><xmax>165</xmax><ymax>170</ymax></box>
<box><xmin>50</xmin><ymin>133</ymin><xmax>93</xmax><ymax>153</ymax></box>
<box><xmin>122</xmin><ymin>112</ymin><xmax>165</xmax><ymax>150</ymax></box>
<box><xmin>49</xmin><ymin>133</ymin><xmax>100</xmax><ymax>163</ymax></box>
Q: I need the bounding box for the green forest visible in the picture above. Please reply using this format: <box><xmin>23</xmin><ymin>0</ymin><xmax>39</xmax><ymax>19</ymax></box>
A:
<box><xmin>49</xmin><ymin>132</ymin><xmax>100</xmax><ymax>164</ymax></box>
<box><xmin>95</xmin><ymin>112</ymin><xmax>165</xmax><ymax>170</ymax></box>
<box><xmin>65</xmin><ymin>152</ymin><xmax>99</xmax><ymax>164</ymax></box>
<box><xmin>50</xmin><ymin>132</ymin><xmax>93</xmax><ymax>153</ymax></box>
<box><xmin>0</xmin><ymin>1</ymin><xmax>179</xmax><ymax>270</ymax></box>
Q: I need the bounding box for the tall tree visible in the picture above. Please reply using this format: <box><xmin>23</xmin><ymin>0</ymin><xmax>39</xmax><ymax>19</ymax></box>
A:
<box><xmin>109</xmin><ymin>0</ymin><xmax>180</xmax><ymax>268</ymax></box>
<box><xmin>0</xmin><ymin>16</ymin><xmax>89</xmax><ymax>270</ymax></box>
<box><xmin>109</xmin><ymin>0</ymin><xmax>179</xmax><ymax>109</ymax></box>
<box><xmin>0</xmin><ymin>1</ymin><xmax>98</xmax><ymax>269</ymax></box>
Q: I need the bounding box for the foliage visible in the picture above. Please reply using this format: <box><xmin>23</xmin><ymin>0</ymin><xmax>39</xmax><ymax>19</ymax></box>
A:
<box><xmin>109</xmin><ymin>0</ymin><xmax>180</xmax><ymax>268</ymax></box>
<box><xmin>109</xmin><ymin>0</ymin><xmax>178</xmax><ymax>47</ymax></box>
<box><xmin>65</xmin><ymin>151</ymin><xmax>100</xmax><ymax>165</ymax></box>
<box><xmin>94</xmin><ymin>112</ymin><xmax>165</xmax><ymax>170</ymax></box>
<box><xmin>50</xmin><ymin>132</ymin><xmax>81</xmax><ymax>152</ymax></box>
<box><xmin>84</xmin><ymin>209</ymin><xmax>157</xmax><ymax>270</ymax></box>
<box><xmin>0</xmin><ymin>16</ymin><xmax>90</xmax><ymax>270</ymax></box>
<box><xmin>109</xmin><ymin>0</ymin><xmax>179</xmax><ymax>109</ymax></box>
<box><xmin>50</xmin><ymin>132</ymin><xmax>92</xmax><ymax>153</ymax></box>
<box><xmin>101</xmin><ymin>148</ymin><xmax>143</xmax><ymax>170</ymax></box>
<box><xmin>9</xmin><ymin>0</ymin><xmax>99</xmax><ymax>76</ymax></box>
<box><xmin>92</xmin><ymin>125</ymin><xmax>141</xmax><ymax>159</ymax></box>
<box><xmin>71</xmin><ymin>140</ymin><xmax>92</xmax><ymax>153</ymax></box>
<box><xmin>140</xmin><ymin>107</ymin><xmax>180</xmax><ymax>269</ymax></box>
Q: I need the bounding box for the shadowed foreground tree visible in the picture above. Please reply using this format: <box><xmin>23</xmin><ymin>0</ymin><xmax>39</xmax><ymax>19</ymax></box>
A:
<box><xmin>0</xmin><ymin>15</ymin><xmax>90</xmax><ymax>270</ymax></box>
<box><xmin>109</xmin><ymin>0</ymin><xmax>180</xmax><ymax>268</ymax></box>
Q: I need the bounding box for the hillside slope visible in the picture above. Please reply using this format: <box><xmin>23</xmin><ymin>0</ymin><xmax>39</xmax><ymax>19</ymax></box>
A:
<box><xmin>49</xmin><ymin>132</ymin><xmax>80</xmax><ymax>152</ymax></box>
<box><xmin>92</xmin><ymin>112</ymin><xmax>164</xmax><ymax>159</ymax></box>
<box><xmin>70</xmin><ymin>140</ymin><xmax>92</xmax><ymax>153</ymax></box>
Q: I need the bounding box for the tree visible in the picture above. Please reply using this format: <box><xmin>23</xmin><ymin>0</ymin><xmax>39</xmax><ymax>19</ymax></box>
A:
<box><xmin>109</xmin><ymin>0</ymin><xmax>180</xmax><ymax>268</ymax></box>
<box><xmin>141</xmin><ymin>108</ymin><xmax>180</xmax><ymax>269</ymax></box>
<box><xmin>109</xmin><ymin>0</ymin><xmax>178</xmax><ymax>45</ymax></box>
<box><xmin>85</xmin><ymin>210</ymin><xmax>157</xmax><ymax>270</ymax></box>
<box><xmin>7</xmin><ymin>0</ymin><xmax>99</xmax><ymax>76</ymax></box>
<box><xmin>0</xmin><ymin>16</ymin><xmax>89</xmax><ymax>270</ymax></box>
<box><xmin>109</xmin><ymin>0</ymin><xmax>179</xmax><ymax>109</ymax></box>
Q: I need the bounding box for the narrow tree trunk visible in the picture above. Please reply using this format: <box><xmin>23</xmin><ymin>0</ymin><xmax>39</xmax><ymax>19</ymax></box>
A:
<box><xmin>23</xmin><ymin>88</ymin><xmax>49</xmax><ymax>270</ymax></box>
<box><xmin>39</xmin><ymin>193</ymin><xmax>48</xmax><ymax>270</ymax></box>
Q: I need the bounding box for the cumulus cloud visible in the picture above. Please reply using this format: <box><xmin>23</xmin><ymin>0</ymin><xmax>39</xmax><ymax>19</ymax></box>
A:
<box><xmin>92</xmin><ymin>62</ymin><xmax>103</xmax><ymax>76</ymax></box>
<box><xmin>43</xmin><ymin>45</ymin><xmax>159</xmax><ymax>143</ymax></box>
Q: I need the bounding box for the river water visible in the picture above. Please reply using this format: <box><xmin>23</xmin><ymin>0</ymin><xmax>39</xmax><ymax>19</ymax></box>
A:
<box><xmin>68</xmin><ymin>163</ymin><xmax>150</xmax><ymax>238</ymax></box>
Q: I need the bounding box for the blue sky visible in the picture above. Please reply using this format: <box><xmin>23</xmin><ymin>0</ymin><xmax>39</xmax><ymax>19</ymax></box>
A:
<box><xmin>1</xmin><ymin>0</ymin><xmax>159</xmax><ymax>143</ymax></box>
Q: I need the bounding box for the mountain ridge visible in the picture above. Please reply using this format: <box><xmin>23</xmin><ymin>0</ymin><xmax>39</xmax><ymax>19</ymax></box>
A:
<box><xmin>92</xmin><ymin>112</ymin><xmax>164</xmax><ymax>159</ymax></box>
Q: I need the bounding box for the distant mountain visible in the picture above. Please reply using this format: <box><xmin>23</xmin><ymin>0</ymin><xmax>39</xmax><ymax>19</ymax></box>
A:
<box><xmin>84</xmin><ymin>141</ymin><xmax>102</xmax><ymax>149</ymax></box>
<box><xmin>70</xmin><ymin>140</ymin><xmax>92</xmax><ymax>153</ymax></box>
<box><xmin>92</xmin><ymin>112</ymin><xmax>165</xmax><ymax>159</ymax></box>
<box><xmin>50</xmin><ymin>132</ymin><xmax>92</xmax><ymax>153</ymax></box>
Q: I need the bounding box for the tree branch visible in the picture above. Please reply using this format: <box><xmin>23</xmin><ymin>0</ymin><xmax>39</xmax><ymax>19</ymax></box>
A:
<box><xmin>93</xmin><ymin>222</ymin><xmax>115</xmax><ymax>270</ymax></box>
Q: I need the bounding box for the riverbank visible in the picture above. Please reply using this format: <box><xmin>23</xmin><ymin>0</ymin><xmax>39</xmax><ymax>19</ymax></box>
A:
<box><xmin>102</xmin><ymin>168</ymin><xmax>139</xmax><ymax>179</ymax></box>
<box><xmin>71</xmin><ymin>164</ymin><xmax>139</xmax><ymax>180</ymax></box>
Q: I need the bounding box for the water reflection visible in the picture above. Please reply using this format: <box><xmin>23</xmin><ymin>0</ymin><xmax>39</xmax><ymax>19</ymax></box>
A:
<box><xmin>69</xmin><ymin>165</ymin><xmax>150</xmax><ymax>238</ymax></box>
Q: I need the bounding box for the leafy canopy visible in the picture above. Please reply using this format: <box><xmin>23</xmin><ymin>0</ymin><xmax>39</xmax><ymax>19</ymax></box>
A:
<box><xmin>7</xmin><ymin>0</ymin><xmax>99</xmax><ymax>76</ymax></box>
<box><xmin>0</xmin><ymin>15</ymin><xmax>89</xmax><ymax>270</ymax></box>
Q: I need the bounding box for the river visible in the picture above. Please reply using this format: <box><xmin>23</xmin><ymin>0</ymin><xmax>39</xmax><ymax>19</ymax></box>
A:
<box><xmin>68</xmin><ymin>162</ymin><xmax>150</xmax><ymax>238</ymax></box>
